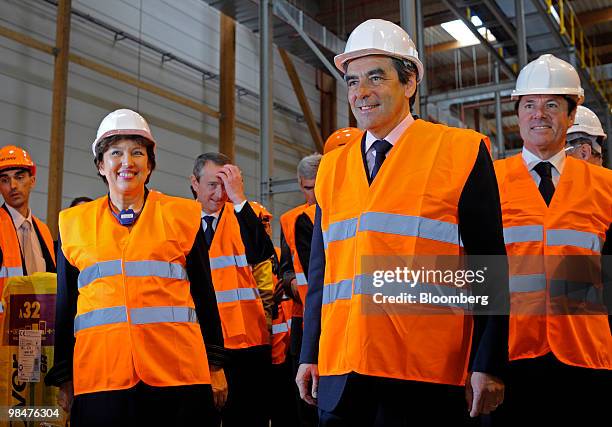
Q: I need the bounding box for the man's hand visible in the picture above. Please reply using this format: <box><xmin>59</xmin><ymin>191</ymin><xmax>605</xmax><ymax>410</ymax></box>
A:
<box><xmin>217</xmin><ymin>165</ymin><xmax>246</xmax><ymax>205</ymax></box>
<box><xmin>465</xmin><ymin>371</ymin><xmax>504</xmax><ymax>417</ymax></box>
<box><xmin>57</xmin><ymin>380</ymin><xmax>74</xmax><ymax>413</ymax></box>
<box><xmin>296</xmin><ymin>363</ymin><xmax>319</xmax><ymax>406</ymax></box>
<box><xmin>210</xmin><ymin>366</ymin><xmax>228</xmax><ymax>410</ymax></box>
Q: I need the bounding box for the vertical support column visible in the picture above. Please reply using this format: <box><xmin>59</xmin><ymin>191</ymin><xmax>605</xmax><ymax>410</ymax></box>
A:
<box><xmin>415</xmin><ymin>0</ymin><xmax>427</xmax><ymax>119</ymax></box>
<box><xmin>494</xmin><ymin>62</ymin><xmax>505</xmax><ymax>159</ymax></box>
<box><xmin>47</xmin><ymin>0</ymin><xmax>71</xmax><ymax>238</ymax></box>
<box><xmin>259</xmin><ymin>0</ymin><xmax>274</xmax><ymax>205</ymax></box>
<box><xmin>515</xmin><ymin>0</ymin><xmax>528</xmax><ymax>68</ymax></box>
<box><xmin>319</xmin><ymin>69</ymin><xmax>337</xmax><ymax>143</ymax></box>
<box><xmin>219</xmin><ymin>13</ymin><xmax>236</xmax><ymax>162</ymax></box>
<box><xmin>400</xmin><ymin>0</ymin><xmax>421</xmax><ymax>116</ymax></box>
<box><xmin>473</xmin><ymin>108</ymin><xmax>480</xmax><ymax>132</ymax></box>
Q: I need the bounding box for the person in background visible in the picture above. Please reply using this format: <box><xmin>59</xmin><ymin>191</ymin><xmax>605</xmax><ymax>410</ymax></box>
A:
<box><xmin>69</xmin><ymin>196</ymin><xmax>93</xmax><ymax>208</ymax></box>
<box><xmin>190</xmin><ymin>152</ymin><xmax>275</xmax><ymax>427</ymax></box>
<box><xmin>0</xmin><ymin>145</ymin><xmax>55</xmax><ymax>297</ymax></box>
<box><xmin>565</xmin><ymin>105</ymin><xmax>606</xmax><ymax>166</ymax></box>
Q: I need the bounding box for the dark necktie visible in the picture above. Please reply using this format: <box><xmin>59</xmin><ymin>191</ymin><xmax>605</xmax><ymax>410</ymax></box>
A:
<box><xmin>534</xmin><ymin>161</ymin><xmax>555</xmax><ymax>206</ymax></box>
<box><xmin>204</xmin><ymin>215</ymin><xmax>215</xmax><ymax>246</ymax></box>
<box><xmin>370</xmin><ymin>139</ymin><xmax>393</xmax><ymax>183</ymax></box>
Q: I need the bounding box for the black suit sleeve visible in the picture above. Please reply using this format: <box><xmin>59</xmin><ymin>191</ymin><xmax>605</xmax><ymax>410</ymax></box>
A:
<box><xmin>45</xmin><ymin>234</ymin><xmax>78</xmax><ymax>386</ymax></box>
<box><xmin>187</xmin><ymin>228</ymin><xmax>227</xmax><ymax>366</ymax></box>
<box><xmin>235</xmin><ymin>202</ymin><xmax>275</xmax><ymax>264</ymax></box>
<box><xmin>295</xmin><ymin>213</ymin><xmax>314</xmax><ymax>282</ymax></box>
<box><xmin>279</xmin><ymin>230</ymin><xmax>295</xmax><ymax>284</ymax></box>
<box><xmin>300</xmin><ymin>205</ymin><xmax>325</xmax><ymax>364</ymax></box>
<box><xmin>459</xmin><ymin>141</ymin><xmax>510</xmax><ymax>379</ymax></box>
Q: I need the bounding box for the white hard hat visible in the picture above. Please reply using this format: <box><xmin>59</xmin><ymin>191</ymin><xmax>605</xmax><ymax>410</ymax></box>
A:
<box><xmin>567</xmin><ymin>106</ymin><xmax>606</xmax><ymax>139</ymax></box>
<box><xmin>92</xmin><ymin>109</ymin><xmax>156</xmax><ymax>155</ymax></box>
<box><xmin>511</xmin><ymin>54</ymin><xmax>584</xmax><ymax>103</ymax></box>
<box><xmin>334</xmin><ymin>19</ymin><xmax>424</xmax><ymax>83</ymax></box>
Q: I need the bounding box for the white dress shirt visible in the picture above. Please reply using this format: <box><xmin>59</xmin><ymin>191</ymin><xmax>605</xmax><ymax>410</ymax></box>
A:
<box><xmin>364</xmin><ymin>113</ymin><xmax>415</xmax><ymax>175</ymax></box>
<box><xmin>5</xmin><ymin>204</ymin><xmax>46</xmax><ymax>274</ymax></box>
<box><xmin>201</xmin><ymin>199</ymin><xmax>247</xmax><ymax>232</ymax></box>
<box><xmin>521</xmin><ymin>147</ymin><xmax>566</xmax><ymax>188</ymax></box>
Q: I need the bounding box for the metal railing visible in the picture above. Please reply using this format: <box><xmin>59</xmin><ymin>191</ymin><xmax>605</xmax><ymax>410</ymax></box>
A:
<box><xmin>546</xmin><ymin>0</ymin><xmax>610</xmax><ymax>106</ymax></box>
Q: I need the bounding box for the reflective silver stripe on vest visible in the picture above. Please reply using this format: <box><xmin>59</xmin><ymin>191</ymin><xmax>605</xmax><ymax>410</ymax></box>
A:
<box><xmin>78</xmin><ymin>260</ymin><xmax>122</xmax><ymax>289</ymax></box>
<box><xmin>503</xmin><ymin>225</ymin><xmax>543</xmax><ymax>244</ymax></box>
<box><xmin>0</xmin><ymin>266</ymin><xmax>24</xmax><ymax>278</ymax></box>
<box><xmin>74</xmin><ymin>306</ymin><xmax>127</xmax><ymax>333</ymax></box>
<box><xmin>215</xmin><ymin>287</ymin><xmax>260</xmax><ymax>303</ymax></box>
<box><xmin>358</xmin><ymin>212</ymin><xmax>460</xmax><ymax>245</ymax></box>
<box><xmin>352</xmin><ymin>274</ymin><xmax>471</xmax><ymax>309</ymax></box>
<box><xmin>124</xmin><ymin>261</ymin><xmax>187</xmax><ymax>280</ymax></box>
<box><xmin>130</xmin><ymin>306</ymin><xmax>198</xmax><ymax>325</ymax></box>
<box><xmin>209</xmin><ymin>254</ymin><xmax>249</xmax><ymax>270</ymax></box>
<box><xmin>322</xmin><ymin>279</ymin><xmax>353</xmax><ymax>305</ymax></box>
<box><xmin>550</xmin><ymin>280</ymin><xmax>604</xmax><ymax>305</ymax></box>
<box><xmin>287</xmin><ymin>318</ymin><xmax>292</xmax><ymax>328</ymax></box>
<box><xmin>296</xmin><ymin>272</ymin><xmax>307</xmax><ymax>286</ymax></box>
<box><xmin>272</xmin><ymin>322</ymin><xmax>289</xmax><ymax>335</ymax></box>
<box><xmin>509</xmin><ymin>274</ymin><xmax>546</xmax><ymax>293</ymax></box>
<box><xmin>546</xmin><ymin>229</ymin><xmax>602</xmax><ymax>252</ymax></box>
<box><xmin>78</xmin><ymin>260</ymin><xmax>187</xmax><ymax>289</ymax></box>
<box><xmin>323</xmin><ymin>218</ymin><xmax>359</xmax><ymax>249</ymax></box>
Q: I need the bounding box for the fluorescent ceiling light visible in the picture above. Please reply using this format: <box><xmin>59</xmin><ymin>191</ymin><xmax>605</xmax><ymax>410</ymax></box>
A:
<box><xmin>441</xmin><ymin>15</ymin><xmax>496</xmax><ymax>47</ymax></box>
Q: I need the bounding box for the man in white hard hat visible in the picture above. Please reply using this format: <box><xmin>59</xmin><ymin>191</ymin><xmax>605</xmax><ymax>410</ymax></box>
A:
<box><xmin>296</xmin><ymin>19</ymin><xmax>509</xmax><ymax>425</ymax></box>
<box><xmin>566</xmin><ymin>105</ymin><xmax>607</xmax><ymax>166</ymax></box>
<box><xmin>492</xmin><ymin>55</ymin><xmax>612</xmax><ymax>425</ymax></box>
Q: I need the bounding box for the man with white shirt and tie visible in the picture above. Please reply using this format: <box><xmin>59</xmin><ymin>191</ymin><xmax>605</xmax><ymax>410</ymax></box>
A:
<box><xmin>0</xmin><ymin>145</ymin><xmax>55</xmax><ymax>299</ymax></box>
<box><xmin>492</xmin><ymin>54</ymin><xmax>612</xmax><ymax>426</ymax></box>
<box><xmin>190</xmin><ymin>152</ymin><xmax>275</xmax><ymax>427</ymax></box>
<box><xmin>296</xmin><ymin>19</ymin><xmax>509</xmax><ymax>426</ymax></box>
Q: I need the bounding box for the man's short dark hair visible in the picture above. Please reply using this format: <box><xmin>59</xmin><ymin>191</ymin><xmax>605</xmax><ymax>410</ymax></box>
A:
<box><xmin>514</xmin><ymin>95</ymin><xmax>577</xmax><ymax>117</ymax></box>
<box><xmin>94</xmin><ymin>135</ymin><xmax>156</xmax><ymax>185</ymax></box>
<box><xmin>190</xmin><ymin>152</ymin><xmax>232</xmax><ymax>198</ymax></box>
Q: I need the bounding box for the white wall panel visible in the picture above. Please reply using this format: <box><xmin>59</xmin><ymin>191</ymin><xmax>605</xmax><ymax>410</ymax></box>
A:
<box><xmin>0</xmin><ymin>0</ymin><xmax>322</xmax><ymax>232</ymax></box>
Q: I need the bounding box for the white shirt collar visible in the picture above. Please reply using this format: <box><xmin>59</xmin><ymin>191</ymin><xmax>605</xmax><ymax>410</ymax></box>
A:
<box><xmin>5</xmin><ymin>204</ymin><xmax>31</xmax><ymax>230</ymax></box>
<box><xmin>364</xmin><ymin>113</ymin><xmax>414</xmax><ymax>153</ymax></box>
<box><xmin>201</xmin><ymin>209</ymin><xmax>221</xmax><ymax>219</ymax></box>
<box><xmin>521</xmin><ymin>146</ymin><xmax>566</xmax><ymax>175</ymax></box>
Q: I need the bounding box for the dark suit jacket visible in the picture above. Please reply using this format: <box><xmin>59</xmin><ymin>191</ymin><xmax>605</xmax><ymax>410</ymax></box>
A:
<box><xmin>300</xmin><ymin>138</ymin><xmax>510</xmax><ymax>412</ymax></box>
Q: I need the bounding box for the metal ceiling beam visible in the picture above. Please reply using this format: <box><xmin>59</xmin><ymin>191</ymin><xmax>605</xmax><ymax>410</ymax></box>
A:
<box><xmin>481</xmin><ymin>0</ymin><xmax>518</xmax><ymax>45</ymax></box>
<box><xmin>273</xmin><ymin>0</ymin><xmax>344</xmax><ymax>84</ymax></box>
<box><xmin>426</xmin><ymin>81</ymin><xmax>516</xmax><ymax>103</ymax></box>
<box><xmin>440</xmin><ymin>0</ymin><xmax>516</xmax><ymax>79</ymax></box>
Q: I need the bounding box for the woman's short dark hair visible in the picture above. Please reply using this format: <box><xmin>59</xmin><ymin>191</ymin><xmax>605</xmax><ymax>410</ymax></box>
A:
<box><xmin>94</xmin><ymin>135</ymin><xmax>156</xmax><ymax>185</ymax></box>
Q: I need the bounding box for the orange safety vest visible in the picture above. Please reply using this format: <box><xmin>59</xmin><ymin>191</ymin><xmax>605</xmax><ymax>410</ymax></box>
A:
<box><xmin>0</xmin><ymin>208</ymin><xmax>55</xmax><ymax>298</ymax></box>
<box><xmin>316</xmin><ymin>119</ymin><xmax>484</xmax><ymax>384</ymax></box>
<box><xmin>495</xmin><ymin>154</ymin><xmax>612</xmax><ymax>369</ymax></box>
<box><xmin>59</xmin><ymin>192</ymin><xmax>211</xmax><ymax>395</ymax></box>
<box><xmin>280</xmin><ymin>204</ymin><xmax>316</xmax><ymax>317</ymax></box>
<box><xmin>209</xmin><ymin>203</ymin><xmax>269</xmax><ymax>349</ymax></box>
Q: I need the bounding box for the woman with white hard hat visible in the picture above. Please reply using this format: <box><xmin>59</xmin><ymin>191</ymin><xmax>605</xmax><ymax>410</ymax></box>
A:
<box><xmin>47</xmin><ymin>109</ymin><xmax>227</xmax><ymax>426</ymax></box>
<box><xmin>566</xmin><ymin>105</ymin><xmax>607</xmax><ymax>166</ymax></box>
